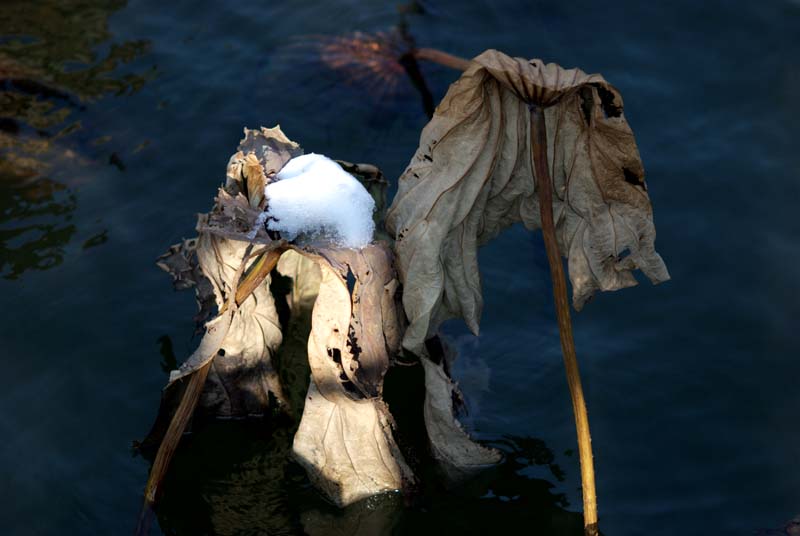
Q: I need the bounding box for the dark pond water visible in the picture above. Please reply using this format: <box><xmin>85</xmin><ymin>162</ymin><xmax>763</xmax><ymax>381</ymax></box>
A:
<box><xmin>1</xmin><ymin>1</ymin><xmax>799</xmax><ymax>534</ymax></box>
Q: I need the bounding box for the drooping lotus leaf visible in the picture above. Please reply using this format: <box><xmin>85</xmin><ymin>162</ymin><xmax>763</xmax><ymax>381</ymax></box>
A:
<box><xmin>293</xmin><ymin>245</ymin><xmax>413</xmax><ymax>507</ymax></box>
<box><xmin>386</xmin><ymin>49</ymin><xmax>670</xmax><ymax>355</ymax></box>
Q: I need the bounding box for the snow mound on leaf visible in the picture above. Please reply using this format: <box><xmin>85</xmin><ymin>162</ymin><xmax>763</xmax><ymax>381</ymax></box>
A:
<box><xmin>264</xmin><ymin>154</ymin><xmax>375</xmax><ymax>248</ymax></box>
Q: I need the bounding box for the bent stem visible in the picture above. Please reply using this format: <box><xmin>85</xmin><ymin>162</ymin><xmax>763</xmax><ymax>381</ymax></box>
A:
<box><xmin>530</xmin><ymin>106</ymin><xmax>599</xmax><ymax>536</ymax></box>
<box><xmin>135</xmin><ymin>359</ymin><xmax>212</xmax><ymax>535</ymax></box>
<box><xmin>136</xmin><ymin>246</ymin><xmax>285</xmax><ymax>536</ymax></box>
<box><xmin>412</xmin><ymin>47</ymin><xmax>472</xmax><ymax>71</ymax></box>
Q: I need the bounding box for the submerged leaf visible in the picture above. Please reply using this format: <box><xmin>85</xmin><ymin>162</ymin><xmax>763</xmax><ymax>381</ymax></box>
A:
<box><xmin>420</xmin><ymin>356</ymin><xmax>502</xmax><ymax>479</ymax></box>
<box><xmin>386</xmin><ymin>49</ymin><xmax>669</xmax><ymax>355</ymax></box>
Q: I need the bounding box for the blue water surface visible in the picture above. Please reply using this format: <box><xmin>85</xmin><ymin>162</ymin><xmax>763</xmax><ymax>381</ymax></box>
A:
<box><xmin>1</xmin><ymin>1</ymin><xmax>798</xmax><ymax>534</ymax></box>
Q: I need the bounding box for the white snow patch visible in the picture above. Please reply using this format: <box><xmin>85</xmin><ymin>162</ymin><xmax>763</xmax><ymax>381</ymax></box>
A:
<box><xmin>263</xmin><ymin>153</ymin><xmax>375</xmax><ymax>248</ymax></box>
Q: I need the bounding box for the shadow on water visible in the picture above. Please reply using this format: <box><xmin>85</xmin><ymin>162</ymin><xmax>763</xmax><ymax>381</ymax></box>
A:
<box><xmin>0</xmin><ymin>0</ymin><xmax>152</xmax><ymax>278</ymax></box>
<box><xmin>151</xmin><ymin>418</ymin><xmax>585</xmax><ymax>536</ymax></box>
<box><xmin>153</xmin><ymin>421</ymin><xmax>303</xmax><ymax>536</ymax></box>
<box><xmin>146</xmin><ymin>332</ymin><xmax>584</xmax><ymax>535</ymax></box>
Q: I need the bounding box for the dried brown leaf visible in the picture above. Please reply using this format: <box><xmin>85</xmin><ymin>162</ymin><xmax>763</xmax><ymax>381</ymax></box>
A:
<box><xmin>238</xmin><ymin>125</ymin><xmax>302</xmax><ymax>177</ymax></box>
<box><xmin>386</xmin><ymin>49</ymin><xmax>669</xmax><ymax>355</ymax></box>
<box><xmin>225</xmin><ymin>150</ymin><xmax>245</xmax><ymax>194</ymax></box>
<box><xmin>294</xmin><ymin>246</ymin><xmax>413</xmax><ymax>506</ymax></box>
<box><xmin>243</xmin><ymin>153</ymin><xmax>266</xmax><ymax>208</ymax></box>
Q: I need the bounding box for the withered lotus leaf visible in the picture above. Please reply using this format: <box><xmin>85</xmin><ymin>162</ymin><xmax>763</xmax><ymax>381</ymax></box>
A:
<box><xmin>153</xmin><ymin>126</ymin><xmax>412</xmax><ymax>506</ymax></box>
<box><xmin>386</xmin><ymin>49</ymin><xmax>669</xmax><ymax>355</ymax></box>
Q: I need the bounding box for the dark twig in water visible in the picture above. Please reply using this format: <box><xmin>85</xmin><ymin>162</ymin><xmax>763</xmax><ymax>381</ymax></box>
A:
<box><xmin>398</xmin><ymin>51</ymin><xmax>435</xmax><ymax>117</ymax></box>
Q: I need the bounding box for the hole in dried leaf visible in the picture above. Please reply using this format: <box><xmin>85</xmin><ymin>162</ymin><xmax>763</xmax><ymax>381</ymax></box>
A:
<box><xmin>327</xmin><ymin>346</ymin><xmax>359</xmax><ymax>395</ymax></box>
<box><xmin>424</xmin><ymin>335</ymin><xmax>446</xmax><ymax>367</ymax></box>
<box><xmin>593</xmin><ymin>84</ymin><xmax>622</xmax><ymax>118</ymax></box>
<box><xmin>347</xmin><ymin>325</ymin><xmax>362</xmax><ymax>361</ymax></box>
<box><xmin>328</xmin><ymin>347</ymin><xmax>341</xmax><ymax>363</ymax></box>
<box><xmin>579</xmin><ymin>86</ymin><xmax>594</xmax><ymax>124</ymax></box>
<box><xmin>345</xmin><ymin>267</ymin><xmax>356</xmax><ymax>296</ymax></box>
<box><xmin>622</xmin><ymin>167</ymin><xmax>646</xmax><ymax>190</ymax></box>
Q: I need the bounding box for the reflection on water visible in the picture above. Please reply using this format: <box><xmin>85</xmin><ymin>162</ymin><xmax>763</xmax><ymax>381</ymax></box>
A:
<box><xmin>276</xmin><ymin>2</ymin><xmax>440</xmax><ymax>120</ymax></box>
<box><xmin>0</xmin><ymin>0</ymin><xmax>152</xmax><ymax>278</ymax></box>
<box><xmin>0</xmin><ymin>177</ymin><xmax>76</xmax><ymax>278</ymax></box>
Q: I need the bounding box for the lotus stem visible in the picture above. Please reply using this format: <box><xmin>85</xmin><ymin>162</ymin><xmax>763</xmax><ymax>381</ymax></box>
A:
<box><xmin>530</xmin><ymin>105</ymin><xmax>599</xmax><ymax>536</ymax></box>
<box><xmin>220</xmin><ymin>248</ymin><xmax>286</xmax><ymax>316</ymax></box>
<box><xmin>412</xmin><ymin>47</ymin><xmax>471</xmax><ymax>71</ymax></box>
<box><xmin>399</xmin><ymin>51</ymin><xmax>436</xmax><ymax>118</ymax></box>
<box><xmin>136</xmin><ymin>246</ymin><xmax>285</xmax><ymax>535</ymax></box>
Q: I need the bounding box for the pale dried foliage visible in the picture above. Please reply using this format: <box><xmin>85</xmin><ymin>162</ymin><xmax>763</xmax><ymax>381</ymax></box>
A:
<box><xmin>157</xmin><ymin>126</ymin><xmax>412</xmax><ymax>507</ymax></box>
<box><xmin>293</xmin><ymin>252</ymin><xmax>413</xmax><ymax>506</ymax></box>
<box><xmin>387</xmin><ymin>49</ymin><xmax>669</xmax><ymax>355</ymax></box>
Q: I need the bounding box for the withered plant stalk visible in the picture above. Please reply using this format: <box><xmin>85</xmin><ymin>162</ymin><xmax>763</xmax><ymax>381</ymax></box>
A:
<box><xmin>530</xmin><ymin>105</ymin><xmax>598</xmax><ymax>536</ymax></box>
